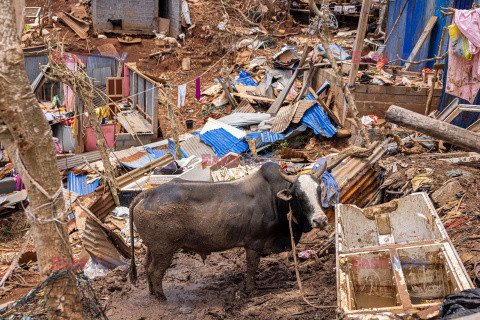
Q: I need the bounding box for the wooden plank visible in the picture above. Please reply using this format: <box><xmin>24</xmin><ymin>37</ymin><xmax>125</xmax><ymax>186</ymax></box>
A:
<box><xmin>58</xmin><ymin>11</ymin><xmax>89</xmax><ymax>39</ymax></box>
<box><xmin>218</xmin><ymin>76</ymin><xmax>237</xmax><ymax>109</ymax></box>
<box><xmin>347</xmin><ymin>0</ymin><xmax>373</xmax><ymax>86</ymax></box>
<box><xmin>231</xmin><ymin>92</ymin><xmax>275</xmax><ymax>102</ymax></box>
<box><xmin>403</xmin><ymin>16</ymin><xmax>438</xmax><ymax>71</ymax></box>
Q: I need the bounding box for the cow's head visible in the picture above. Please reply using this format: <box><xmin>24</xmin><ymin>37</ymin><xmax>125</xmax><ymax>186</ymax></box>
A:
<box><xmin>277</xmin><ymin>163</ymin><xmax>328</xmax><ymax>232</ymax></box>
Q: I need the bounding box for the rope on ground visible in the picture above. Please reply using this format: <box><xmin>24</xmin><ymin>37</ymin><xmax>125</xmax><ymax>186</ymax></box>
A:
<box><xmin>287</xmin><ymin>204</ymin><xmax>336</xmax><ymax>309</ymax></box>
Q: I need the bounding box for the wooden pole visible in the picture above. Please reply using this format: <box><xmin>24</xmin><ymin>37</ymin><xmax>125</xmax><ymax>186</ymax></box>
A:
<box><xmin>384</xmin><ymin>0</ymin><xmax>409</xmax><ymax>44</ymax></box>
<box><xmin>308</xmin><ymin>0</ymin><xmax>371</xmax><ymax>147</ymax></box>
<box><xmin>402</xmin><ymin>16</ymin><xmax>438</xmax><ymax>71</ymax></box>
<box><xmin>165</xmin><ymin>86</ymin><xmax>182</xmax><ymax>160</ymax></box>
<box><xmin>347</xmin><ymin>0</ymin><xmax>373</xmax><ymax>87</ymax></box>
<box><xmin>0</xmin><ymin>0</ymin><xmax>83</xmax><ymax>317</ymax></box>
<box><xmin>386</xmin><ymin>105</ymin><xmax>480</xmax><ymax>153</ymax></box>
<box><xmin>425</xmin><ymin>26</ymin><xmax>447</xmax><ymax>115</ymax></box>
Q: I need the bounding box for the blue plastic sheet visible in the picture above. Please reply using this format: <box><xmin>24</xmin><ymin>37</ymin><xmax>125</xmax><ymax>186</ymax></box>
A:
<box><xmin>313</xmin><ymin>158</ymin><xmax>340</xmax><ymax>208</ymax></box>
<box><xmin>233</xmin><ymin>70</ymin><xmax>258</xmax><ymax>86</ymax></box>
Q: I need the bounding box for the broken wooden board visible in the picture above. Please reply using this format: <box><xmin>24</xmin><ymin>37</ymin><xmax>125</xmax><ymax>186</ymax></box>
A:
<box><xmin>97</xmin><ymin>43</ymin><xmax>118</xmax><ymax>56</ymax></box>
<box><xmin>336</xmin><ymin>193</ymin><xmax>473</xmax><ymax>319</ymax></box>
<box><xmin>58</xmin><ymin>11</ymin><xmax>89</xmax><ymax>39</ymax></box>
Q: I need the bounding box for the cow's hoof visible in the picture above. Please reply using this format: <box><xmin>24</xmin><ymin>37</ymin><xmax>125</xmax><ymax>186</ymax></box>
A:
<box><xmin>154</xmin><ymin>292</ymin><xmax>167</xmax><ymax>301</ymax></box>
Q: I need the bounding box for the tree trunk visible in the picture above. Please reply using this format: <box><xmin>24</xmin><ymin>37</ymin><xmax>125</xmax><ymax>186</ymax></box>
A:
<box><xmin>0</xmin><ymin>0</ymin><xmax>83</xmax><ymax>318</ymax></box>
<box><xmin>385</xmin><ymin>105</ymin><xmax>480</xmax><ymax>153</ymax></box>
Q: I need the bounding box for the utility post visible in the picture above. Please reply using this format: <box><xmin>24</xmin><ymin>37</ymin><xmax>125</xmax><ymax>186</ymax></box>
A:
<box><xmin>165</xmin><ymin>86</ymin><xmax>182</xmax><ymax>159</ymax></box>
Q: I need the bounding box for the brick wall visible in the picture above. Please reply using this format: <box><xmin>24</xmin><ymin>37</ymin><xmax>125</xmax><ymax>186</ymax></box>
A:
<box><xmin>93</xmin><ymin>0</ymin><xmax>158</xmax><ymax>33</ymax></box>
<box><xmin>312</xmin><ymin>69</ymin><xmax>442</xmax><ymax>118</ymax></box>
<box><xmin>93</xmin><ymin>0</ymin><xmax>182</xmax><ymax>35</ymax></box>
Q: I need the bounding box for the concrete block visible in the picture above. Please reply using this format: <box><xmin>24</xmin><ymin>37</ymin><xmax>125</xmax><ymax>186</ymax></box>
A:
<box><xmin>367</xmin><ymin>85</ymin><xmax>388</xmax><ymax>94</ymax></box>
<box><xmin>407</xmin><ymin>87</ymin><xmax>428</xmax><ymax>96</ymax></box>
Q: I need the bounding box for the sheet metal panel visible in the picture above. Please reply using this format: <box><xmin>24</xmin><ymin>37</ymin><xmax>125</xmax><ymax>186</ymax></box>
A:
<box><xmin>57</xmin><ymin>151</ymin><xmax>102</xmax><ymax>171</ymax></box>
<box><xmin>116</xmin><ymin>111</ymin><xmax>153</xmax><ymax>134</ymax></box>
<box><xmin>24</xmin><ymin>55</ymin><xmax>49</xmax><ymax>83</ymax></box>
<box><xmin>180</xmin><ymin>134</ymin><xmax>216</xmax><ymax>158</ymax></box>
<box><xmin>67</xmin><ymin>172</ymin><xmax>100</xmax><ymax>196</ymax></box>
<box><xmin>301</xmin><ymin>94</ymin><xmax>337</xmax><ymax>137</ymax></box>
<box><xmin>200</xmin><ymin>128</ymin><xmax>249</xmax><ymax>158</ymax></box>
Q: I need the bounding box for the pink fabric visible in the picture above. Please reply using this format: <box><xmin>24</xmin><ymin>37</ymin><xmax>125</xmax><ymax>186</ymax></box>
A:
<box><xmin>15</xmin><ymin>175</ymin><xmax>25</xmax><ymax>191</ymax></box>
<box><xmin>195</xmin><ymin>77</ymin><xmax>201</xmax><ymax>101</ymax></box>
<box><xmin>54</xmin><ymin>141</ymin><xmax>63</xmax><ymax>154</ymax></box>
<box><xmin>446</xmin><ymin>10</ymin><xmax>480</xmax><ymax>102</ymax></box>
<box><xmin>446</xmin><ymin>43</ymin><xmax>480</xmax><ymax>102</ymax></box>
<box><xmin>124</xmin><ymin>65</ymin><xmax>130</xmax><ymax>97</ymax></box>
<box><xmin>455</xmin><ymin>9</ymin><xmax>480</xmax><ymax>55</ymax></box>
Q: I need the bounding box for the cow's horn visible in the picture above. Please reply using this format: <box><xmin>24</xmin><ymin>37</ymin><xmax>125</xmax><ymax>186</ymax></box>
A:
<box><xmin>312</xmin><ymin>162</ymin><xmax>327</xmax><ymax>179</ymax></box>
<box><xmin>279</xmin><ymin>169</ymin><xmax>296</xmax><ymax>184</ymax></box>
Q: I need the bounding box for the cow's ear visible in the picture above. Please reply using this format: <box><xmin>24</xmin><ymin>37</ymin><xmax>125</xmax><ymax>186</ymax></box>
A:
<box><xmin>277</xmin><ymin>189</ymin><xmax>292</xmax><ymax>201</ymax></box>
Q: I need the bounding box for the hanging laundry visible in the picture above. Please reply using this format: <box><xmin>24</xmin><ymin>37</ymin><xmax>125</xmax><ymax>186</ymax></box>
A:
<box><xmin>195</xmin><ymin>77</ymin><xmax>201</xmax><ymax>101</ymax></box>
<box><xmin>177</xmin><ymin>83</ymin><xmax>187</xmax><ymax>108</ymax></box>
<box><xmin>446</xmin><ymin>10</ymin><xmax>480</xmax><ymax>103</ymax></box>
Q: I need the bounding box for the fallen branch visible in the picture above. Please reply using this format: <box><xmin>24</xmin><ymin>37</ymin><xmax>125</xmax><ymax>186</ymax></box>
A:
<box><xmin>390</xmin><ymin>134</ymin><xmax>426</xmax><ymax>155</ymax></box>
<box><xmin>327</xmin><ymin>145</ymin><xmax>376</xmax><ymax>170</ymax></box>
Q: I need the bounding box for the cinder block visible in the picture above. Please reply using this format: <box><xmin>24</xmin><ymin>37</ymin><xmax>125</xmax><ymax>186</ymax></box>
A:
<box><xmin>374</xmin><ymin>94</ymin><xmax>395</xmax><ymax>103</ymax></box>
<box><xmin>353</xmin><ymin>84</ymin><xmax>368</xmax><ymax>93</ymax></box>
<box><xmin>367</xmin><ymin>85</ymin><xmax>388</xmax><ymax>94</ymax></box>
<box><xmin>407</xmin><ymin>87</ymin><xmax>428</xmax><ymax>96</ymax></box>
<box><xmin>385</xmin><ymin>86</ymin><xmax>407</xmax><ymax>95</ymax></box>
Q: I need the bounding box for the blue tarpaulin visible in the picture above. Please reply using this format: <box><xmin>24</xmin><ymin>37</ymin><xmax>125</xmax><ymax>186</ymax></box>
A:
<box><xmin>200</xmin><ymin>128</ymin><xmax>249</xmax><ymax>158</ymax></box>
<box><xmin>67</xmin><ymin>172</ymin><xmax>99</xmax><ymax>196</ymax></box>
<box><xmin>301</xmin><ymin>94</ymin><xmax>337</xmax><ymax>137</ymax></box>
<box><xmin>313</xmin><ymin>158</ymin><xmax>340</xmax><ymax>208</ymax></box>
<box><xmin>233</xmin><ymin>70</ymin><xmax>258</xmax><ymax>86</ymax></box>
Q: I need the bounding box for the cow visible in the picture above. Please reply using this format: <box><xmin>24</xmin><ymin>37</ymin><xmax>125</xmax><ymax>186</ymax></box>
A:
<box><xmin>129</xmin><ymin>162</ymin><xmax>328</xmax><ymax>300</ymax></box>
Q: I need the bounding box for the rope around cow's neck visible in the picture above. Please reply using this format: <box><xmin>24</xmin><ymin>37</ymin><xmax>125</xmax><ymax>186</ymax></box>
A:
<box><xmin>287</xmin><ymin>204</ymin><xmax>337</xmax><ymax>309</ymax></box>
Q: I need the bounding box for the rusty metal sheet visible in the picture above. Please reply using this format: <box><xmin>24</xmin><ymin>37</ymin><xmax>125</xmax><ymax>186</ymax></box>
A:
<box><xmin>270</xmin><ymin>104</ymin><xmax>297</xmax><ymax>133</ymax></box>
<box><xmin>83</xmin><ymin>218</ymin><xmax>124</xmax><ymax>267</ymax></box>
<box><xmin>292</xmin><ymin>100</ymin><xmax>316</xmax><ymax>123</ymax></box>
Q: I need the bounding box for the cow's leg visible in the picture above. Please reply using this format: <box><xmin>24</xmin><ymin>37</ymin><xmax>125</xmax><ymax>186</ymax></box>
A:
<box><xmin>147</xmin><ymin>248</ymin><xmax>176</xmax><ymax>300</ymax></box>
<box><xmin>144</xmin><ymin>248</ymin><xmax>154</xmax><ymax>295</ymax></box>
<box><xmin>245</xmin><ymin>248</ymin><xmax>261</xmax><ymax>292</ymax></box>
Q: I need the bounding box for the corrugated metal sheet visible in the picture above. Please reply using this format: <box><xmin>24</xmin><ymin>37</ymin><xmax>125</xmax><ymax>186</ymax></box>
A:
<box><xmin>57</xmin><ymin>151</ymin><xmax>102</xmax><ymax>171</ymax></box>
<box><xmin>180</xmin><ymin>134</ymin><xmax>216</xmax><ymax>158</ymax></box>
<box><xmin>301</xmin><ymin>94</ymin><xmax>337</xmax><ymax>137</ymax></box>
<box><xmin>270</xmin><ymin>104</ymin><xmax>297</xmax><ymax>133</ymax></box>
<box><xmin>24</xmin><ymin>55</ymin><xmax>49</xmax><ymax>83</ymax></box>
<box><xmin>292</xmin><ymin>100</ymin><xmax>316</xmax><ymax>123</ymax></box>
<box><xmin>167</xmin><ymin>139</ymin><xmax>187</xmax><ymax>159</ymax></box>
<box><xmin>116</xmin><ymin>111</ymin><xmax>153</xmax><ymax>134</ymax></box>
<box><xmin>233</xmin><ymin>100</ymin><xmax>256</xmax><ymax>113</ymax></box>
<box><xmin>200</xmin><ymin>128</ymin><xmax>249</xmax><ymax>158</ymax></box>
<box><xmin>114</xmin><ymin>146</ymin><xmax>170</xmax><ymax>168</ymax></box>
<box><xmin>385</xmin><ymin>0</ymin><xmax>455</xmax><ymax>71</ymax></box>
<box><xmin>30</xmin><ymin>65</ymin><xmax>48</xmax><ymax>92</ymax></box>
<box><xmin>67</xmin><ymin>172</ymin><xmax>100</xmax><ymax>196</ymax></box>
<box><xmin>200</xmin><ymin>117</ymin><xmax>246</xmax><ymax>139</ymax></box>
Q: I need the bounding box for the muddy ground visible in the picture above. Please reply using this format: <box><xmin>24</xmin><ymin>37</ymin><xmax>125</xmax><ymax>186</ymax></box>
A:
<box><xmin>92</xmin><ymin>229</ymin><xmax>337</xmax><ymax>320</ymax></box>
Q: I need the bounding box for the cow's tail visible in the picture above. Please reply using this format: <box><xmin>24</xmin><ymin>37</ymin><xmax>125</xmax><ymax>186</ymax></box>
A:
<box><xmin>129</xmin><ymin>195</ymin><xmax>140</xmax><ymax>284</ymax></box>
